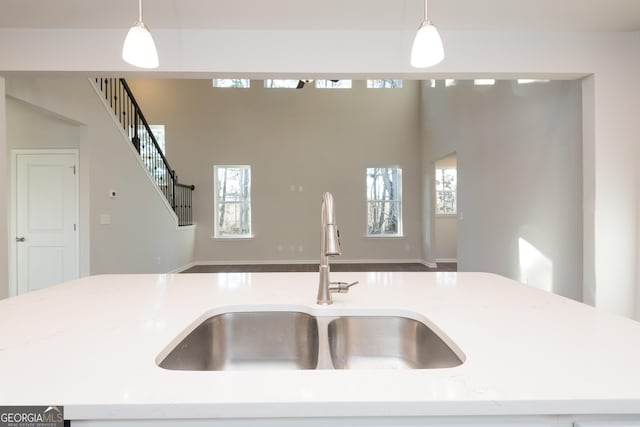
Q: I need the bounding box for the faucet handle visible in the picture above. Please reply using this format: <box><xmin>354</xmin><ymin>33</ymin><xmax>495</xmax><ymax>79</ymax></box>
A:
<box><xmin>330</xmin><ymin>281</ymin><xmax>359</xmax><ymax>293</ymax></box>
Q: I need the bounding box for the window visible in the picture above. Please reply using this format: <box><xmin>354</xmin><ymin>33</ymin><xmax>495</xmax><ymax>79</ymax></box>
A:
<box><xmin>129</xmin><ymin>124</ymin><xmax>167</xmax><ymax>185</ymax></box>
<box><xmin>474</xmin><ymin>79</ymin><xmax>496</xmax><ymax>86</ymax></box>
<box><xmin>212</xmin><ymin>79</ymin><xmax>250</xmax><ymax>88</ymax></box>
<box><xmin>214</xmin><ymin>166</ymin><xmax>252</xmax><ymax>238</ymax></box>
<box><xmin>264</xmin><ymin>79</ymin><xmax>299</xmax><ymax>88</ymax></box>
<box><xmin>129</xmin><ymin>124</ymin><xmax>165</xmax><ymax>153</ymax></box>
<box><xmin>366</xmin><ymin>167</ymin><xmax>402</xmax><ymax>236</ymax></box>
<box><xmin>435</xmin><ymin>167</ymin><xmax>457</xmax><ymax>215</ymax></box>
<box><xmin>517</xmin><ymin>79</ymin><xmax>550</xmax><ymax>84</ymax></box>
<box><xmin>366</xmin><ymin>80</ymin><xmax>403</xmax><ymax>89</ymax></box>
<box><xmin>140</xmin><ymin>124</ymin><xmax>165</xmax><ymax>153</ymax></box>
<box><xmin>316</xmin><ymin>80</ymin><xmax>352</xmax><ymax>89</ymax></box>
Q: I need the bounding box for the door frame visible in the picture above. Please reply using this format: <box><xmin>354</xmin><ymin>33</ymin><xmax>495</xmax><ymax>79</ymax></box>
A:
<box><xmin>9</xmin><ymin>149</ymin><xmax>80</xmax><ymax>297</ymax></box>
<box><xmin>433</xmin><ymin>152</ymin><xmax>459</xmax><ymax>265</ymax></box>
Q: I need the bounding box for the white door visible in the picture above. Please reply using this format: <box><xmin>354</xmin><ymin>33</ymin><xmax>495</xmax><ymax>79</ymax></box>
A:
<box><xmin>15</xmin><ymin>152</ymin><xmax>78</xmax><ymax>294</ymax></box>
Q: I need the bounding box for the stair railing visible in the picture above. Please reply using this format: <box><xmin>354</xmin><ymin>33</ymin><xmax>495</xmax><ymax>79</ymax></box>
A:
<box><xmin>94</xmin><ymin>78</ymin><xmax>195</xmax><ymax>226</ymax></box>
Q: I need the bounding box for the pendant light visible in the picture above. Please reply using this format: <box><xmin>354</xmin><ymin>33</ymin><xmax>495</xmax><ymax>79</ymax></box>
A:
<box><xmin>122</xmin><ymin>0</ymin><xmax>159</xmax><ymax>69</ymax></box>
<box><xmin>410</xmin><ymin>0</ymin><xmax>444</xmax><ymax>68</ymax></box>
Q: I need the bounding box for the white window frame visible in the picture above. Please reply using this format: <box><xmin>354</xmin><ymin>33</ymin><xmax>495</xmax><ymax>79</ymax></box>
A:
<box><xmin>128</xmin><ymin>124</ymin><xmax>165</xmax><ymax>153</ymax></box>
<box><xmin>435</xmin><ymin>166</ymin><xmax>457</xmax><ymax>216</ymax></box>
<box><xmin>213</xmin><ymin>165</ymin><xmax>253</xmax><ymax>239</ymax></box>
<box><xmin>366</xmin><ymin>166</ymin><xmax>403</xmax><ymax>237</ymax></box>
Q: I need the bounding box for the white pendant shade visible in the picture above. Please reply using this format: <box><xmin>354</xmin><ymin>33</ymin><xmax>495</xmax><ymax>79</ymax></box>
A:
<box><xmin>410</xmin><ymin>20</ymin><xmax>444</xmax><ymax>68</ymax></box>
<box><xmin>122</xmin><ymin>22</ymin><xmax>159</xmax><ymax>69</ymax></box>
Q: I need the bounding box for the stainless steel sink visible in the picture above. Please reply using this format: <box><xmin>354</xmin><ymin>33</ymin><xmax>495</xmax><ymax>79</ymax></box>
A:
<box><xmin>158</xmin><ymin>311</ymin><xmax>463</xmax><ymax>371</ymax></box>
<box><xmin>158</xmin><ymin>311</ymin><xmax>319</xmax><ymax>370</ymax></box>
<box><xmin>327</xmin><ymin>316</ymin><xmax>463</xmax><ymax>369</ymax></box>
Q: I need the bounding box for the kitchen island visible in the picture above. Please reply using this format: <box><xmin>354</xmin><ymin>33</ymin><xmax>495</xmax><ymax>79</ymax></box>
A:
<box><xmin>1</xmin><ymin>271</ymin><xmax>640</xmax><ymax>427</ymax></box>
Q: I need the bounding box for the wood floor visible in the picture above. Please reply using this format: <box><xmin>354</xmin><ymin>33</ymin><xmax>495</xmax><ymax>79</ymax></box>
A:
<box><xmin>182</xmin><ymin>263</ymin><xmax>457</xmax><ymax>273</ymax></box>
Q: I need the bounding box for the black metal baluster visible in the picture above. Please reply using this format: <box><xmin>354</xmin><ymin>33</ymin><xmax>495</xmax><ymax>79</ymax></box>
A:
<box><xmin>95</xmin><ymin>78</ymin><xmax>195</xmax><ymax>225</ymax></box>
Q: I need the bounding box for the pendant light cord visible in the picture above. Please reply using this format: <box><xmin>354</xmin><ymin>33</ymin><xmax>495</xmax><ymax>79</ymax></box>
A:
<box><xmin>424</xmin><ymin>0</ymin><xmax>429</xmax><ymax>22</ymax></box>
<box><xmin>138</xmin><ymin>0</ymin><xmax>143</xmax><ymax>23</ymax></box>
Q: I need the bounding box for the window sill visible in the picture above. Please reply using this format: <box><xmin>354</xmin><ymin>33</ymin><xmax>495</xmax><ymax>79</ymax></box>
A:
<box><xmin>365</xmin><ymin>234</ymin><xmax>405</xmax><ymax>239</ymax></box>
<box><xmin>212</xmin><ymin>235</ymin><xmax>255</xmax><ymax>240</ymax></box>
<box><xmin>435</xmin><ymin>214</ymin><xmax>458</xmax><ymax>219</ymax></box>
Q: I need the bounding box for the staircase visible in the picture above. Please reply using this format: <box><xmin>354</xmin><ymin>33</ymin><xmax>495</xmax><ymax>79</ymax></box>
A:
<box><xmin>93</xmin><ymin>78</ymin><xmax>195</xmax><ymax>226</ymax></box>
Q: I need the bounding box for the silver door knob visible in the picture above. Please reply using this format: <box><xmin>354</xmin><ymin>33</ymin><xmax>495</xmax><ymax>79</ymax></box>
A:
<box><xmin>16</xmin><ymin>237</ymin><xmax>25</xmax><ymax>242</ymax></box>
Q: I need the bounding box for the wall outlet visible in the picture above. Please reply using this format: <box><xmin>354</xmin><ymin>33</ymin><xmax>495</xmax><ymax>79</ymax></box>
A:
<box><xmin>100</xmin><ymin>214</ymin><xmax>111</xmax><ymax>225</ymax></box>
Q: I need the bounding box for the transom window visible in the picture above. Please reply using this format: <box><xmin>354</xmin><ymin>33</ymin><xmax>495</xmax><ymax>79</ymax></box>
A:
<box><xmin>474</xmin><ymin>79</ymin><xmax>496</xmax><ymax>86</ymax></box>
<box><xmin>212</xmin><ymin>79</ymin><xmax>250</xmax><ymax>88</ymax></box>
<box><xmin>214</xmin><ymin>165</ymin><xmax>252</xmax><ymax>238</ymax></box>
<box><xmin>366</xmin><ymin>80</ymin><xmax>403</xmax><ymax>89</ymax></box>
<box><xmin>366</xmin><ymin>167</ymin><xmax>402</xmax><ymax>236</ymax></box>
<box><xmin>435</xmin><ymin>167</ymin><xmax>457</xmax><ymax>215</ymax></box>
<box><xmin>316</xmin><ymin>80</ymin><xmax>352</xmax><ymax>89</ymax></box>
<box><xmin>264</xmin><ymin>79</ymin><xmax>300</xmax><ymax>89</ymax></box>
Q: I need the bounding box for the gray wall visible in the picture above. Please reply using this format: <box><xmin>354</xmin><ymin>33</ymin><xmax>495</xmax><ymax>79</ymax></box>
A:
<box><xmin>127</xmin><ymin>79</ymin><xmax>423</xmax><ymax>264</ymax></box>
<box><xmin>5</xmin><ymin>78</ymin><xmax>195</xmax><ymax>286</ymax></box>
<box><xmin>0</xmin><ymin>78</ymin><xmax>7</xmax><ymax>299</ymax></box>
<box><xmin>1</xmin><ymin>77</ymin><xmax>584</xmax><ymax>302</ymax></box>
<box><xmin>7</xmin><ymin>98</ymin><xmax>82</xmax><ymax>150</ymax></box>
<box><xmin>422</xmin><ymin>80</ymin><xmax>583</xmax><ymax>300</ymax></box>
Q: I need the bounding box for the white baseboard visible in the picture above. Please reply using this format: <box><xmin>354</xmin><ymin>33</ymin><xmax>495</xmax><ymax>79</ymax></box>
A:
<box><xmin>333</xmin><ymin>258</ymin><xmax>423</xmax><ymax>264</ymax></box>
<box><xmin>169</xmin><ymin>262</ymin><xmax>197</xmax><ymax>273</ymax></box>
<box><xmin>436</xmin><ymin>258</ymin><xmax>458</xmax><ymax>263</ymax></box>
<box><xmin>194</xmin><ymin>259</ymin><xmax>316</xmax><ymax>266</ymax></box>
<box><xmin>194</xmin><ymin>258</ymin><xmax>424</xmax><ymax>266</ymax></box>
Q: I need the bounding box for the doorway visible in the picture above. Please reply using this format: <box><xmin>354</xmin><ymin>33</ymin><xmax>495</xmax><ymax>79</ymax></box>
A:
<box><xmin>10</xmin><ymin>150</ymin><xmax>79</xmax><ymax>296</ymax></box>
<box><xmin>434</xmin><ymin>153</ymin><xmax>458</xmax><ymax>264</ymax></box>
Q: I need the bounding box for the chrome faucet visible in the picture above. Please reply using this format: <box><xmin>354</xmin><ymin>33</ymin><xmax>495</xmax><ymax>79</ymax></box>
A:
<box><xmin>317</xmin><ymin>192</ymin><xmax>358</xmax><ymax>305</ymax></box>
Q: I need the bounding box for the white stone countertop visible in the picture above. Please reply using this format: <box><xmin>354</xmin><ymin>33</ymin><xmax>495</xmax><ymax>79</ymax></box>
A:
<box><xmin>1</xmin><ymin>272</ymin><xmax>640</xmax><ymax>422</ymax></box>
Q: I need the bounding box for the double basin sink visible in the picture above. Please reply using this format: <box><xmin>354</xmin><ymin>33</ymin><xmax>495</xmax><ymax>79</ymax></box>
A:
<box><xmin>158</xmin><ymin>310</ymin><xmax>464</xmax><ymax>371</ymax></box>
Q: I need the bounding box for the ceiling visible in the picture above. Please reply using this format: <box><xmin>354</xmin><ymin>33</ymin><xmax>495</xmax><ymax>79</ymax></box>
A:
<box><xmin>1</xmin><ymin>0</ymin><xmax>639</xmax><ymax>32</ymax></box>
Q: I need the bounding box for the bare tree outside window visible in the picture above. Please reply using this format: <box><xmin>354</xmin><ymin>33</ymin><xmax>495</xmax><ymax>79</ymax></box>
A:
<box><xmin>435</xmin><ymin>167</ymin><xmax>457</xmax><ymax>215</ymax></box>
<box><xmin>366</xmin><ymin>167</ymin><xmax>402</xmax><ymax>236</ymax></box>
<box><xmin>264</xmin><ymin>79</ymin><xmax>299</xmax><ymax>88</ymax></box>
<box><xmin>366</xmin><ymin>80</ymin><xmax>403</xmax><ymax>89</ymax></box>
<box><xmin>315</xmin><ymin>80</ymin><xmax>352</xmax><ymax>89</ymax></box>
<box><xmin>215</xmin><ymin>166</ymin><xmax>252</xmax><ymax>237</ymax></box>
<box><xmin>212</xmin><ymin>79</ymin><xmax>250</xmax><ymax>88</ymax></box>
